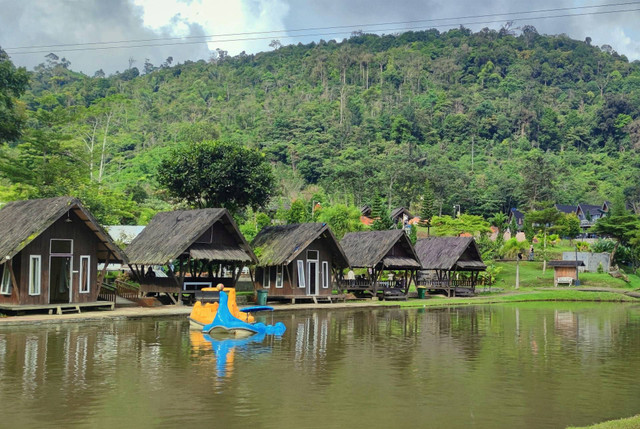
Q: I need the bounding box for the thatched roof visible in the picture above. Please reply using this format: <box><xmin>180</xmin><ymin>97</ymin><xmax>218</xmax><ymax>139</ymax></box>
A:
<box><xmin>126</xmin><ymin>208</ymin><xmax>256</xmax><ymax>265</ymax></box>
<box><xmin>548</xmin><ymin>260</ymin><xmax>585</xmax><ymax>267</ymax></box>
<box><xmin>252</xmin><ymin>223</ymin><xmax>349</xmax><ymax>267</ymax></box>
<box><xmin>415</xmin><ymin>237</ymin><xmax>486</xmax><ymax>271</ymax></box>
<box><xmin>0</xmin><ymin>196</ymin><xmax>126</xmax><ymax>264</ymax></box>
<box><xmin>340</xmin><ymin>230</ymin><xmax>421</xmax><ymax>269</ymax></box>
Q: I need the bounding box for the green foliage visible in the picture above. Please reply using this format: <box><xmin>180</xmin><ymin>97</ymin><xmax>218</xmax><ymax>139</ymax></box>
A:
<box><xmin>432</xmin><ymin>214</ymin><xmax>491</xmax><ymax>236</ymax></box>
<box><xmin>501</xmin><ymin>238</ymin><xmax>530</xmax><ymax>259</ymax></box>
<box><xmin>554</xmin><ymin>213</ymin><xmax>581</xmax><ymax>240</ymax></box>
<box><xmin>315</xmin><ymin>203</ymin><xmax>364</xmax><ymax>239</ymax></box>
<box><xmin>592</xmin><ymin>196</ymin><xmax>640</xmax><ymax>263</ymax></box>
<box><xmin>286</xmin><ymin>199</ymin><xmax>309</xmax><ymax>224</ymax></box>
<box><xmin>419</xmin><ymin>179</ymin><xmax>435</xmax><ymax>222</ymax></box>
<box><xmin>256</xmin><ymin>212</ymin><xmax>271</xmax><ymax>231</ymax></box>
<box><xmin>157</xmin><ymin>140</ymin><xmax>275</xmax><ymax>213</ymax></box>
<box><xmin>6</xmin><ymin>29</ymin><xmax>640</xmax><ymax>232</ymax></box>
<box><xmin>0</xmin><ymin>48</ymin><xmax>29</xmax><ymax>144</ymax></box>
<box><xmin>409</xmin><ymin>223</ymin><xmax>417</xmax><ymax>244</ymax></box>
<box><xmin>371</xmin><ymin>196</ymin><xmax>393</xmax><ymax>231</ymax></box>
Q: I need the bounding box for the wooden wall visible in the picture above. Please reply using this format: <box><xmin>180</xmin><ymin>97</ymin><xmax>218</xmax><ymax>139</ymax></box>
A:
<box><xmin>553</xmin><ymin>266</ymin><xmax>578</xmax><ymax>283</ymax></box>
<box><xmin>256</xmin><ymin>237</ymin><xmax>335</xmax><ymax>297</ymax></box>
<box><xmin>0</xmin><ymin>210</ymin><xmax>103</xmax><ymax>305</ymax></box>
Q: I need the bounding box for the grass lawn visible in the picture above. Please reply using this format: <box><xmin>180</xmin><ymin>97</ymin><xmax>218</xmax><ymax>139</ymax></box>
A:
<box><xmin>566</xmin><ymin>415</ymin><xmax>640</xmax><ymax>429</ymax></box>
<box><xmin>382</xmin><ymin>290</ymin><xmax>638</xmax><ymax>308</ymax></box>
<box><xmin>492</xmin><ymin>261</ymin><xmax>640</xmax><ymax>290</ymax></box>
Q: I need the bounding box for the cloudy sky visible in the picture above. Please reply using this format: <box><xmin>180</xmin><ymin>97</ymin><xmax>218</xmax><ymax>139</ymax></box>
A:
<box><xmin>1</xmin><ymin>0</ymin><xmax>640</xmax><ymax>75</ymax></box>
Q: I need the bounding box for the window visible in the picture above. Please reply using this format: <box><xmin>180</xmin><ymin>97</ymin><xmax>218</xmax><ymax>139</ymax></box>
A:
<box><xmin>307</xmin><ymin>250</ymin><xmax>319</xmax><ymax>260</ymax></box>
<box><xmin>29</xmin><ymin>256</ymin><xmax>41</xmax><ymax>295</ymax></box>
<box><xmin>50</xmin><ymin>239</ymin><xmax>73</xmax><ymax>254</ymax></box>
<box><xmin>80</xmin><ymin>256</ymin><xmax>90</xmax><ymax>293</ymax></box>
<box><xmin>0</xmin><ymin>260</ymin><xmax>11</xmax><ymax>295</ymax></box>
<box><xmin>262</xmin><ymin>267</ymin><xmax>270</xmax><ymax>288</ymax></box>
<box><xmin>322</xmin><ymin>261</ymin><xmax>329</xmax><ymax>288</ymax></box>
<box><xmin>275</xmin><ymin>265</ymin><xmax>284</xmax><ymax>288</ymax></box>
<box><xmin>297</xmin><ymin>260</ymin><xmax>306</xmax><ymax>288</ymax></box>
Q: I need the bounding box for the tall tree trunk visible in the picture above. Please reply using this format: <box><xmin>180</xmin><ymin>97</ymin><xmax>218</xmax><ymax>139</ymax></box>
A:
<box><xmin>98</xmin><ymin>111</ymin><xmax>113</xmax><ymax>183</ymax></box>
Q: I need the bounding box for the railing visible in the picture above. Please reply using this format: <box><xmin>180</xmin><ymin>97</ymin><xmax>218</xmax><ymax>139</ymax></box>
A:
<box><xmin>98</xmin><ymin>279</ymin><xmax>141</xmax><ymax>302</ymax></box>
<box><xmin>337</xmin><ymin>279</ymin><xmax>407</xmax><ymax>290</ymax></box>
<box><xmin>98</xmin><ymin>283</ymin><xmax>117</xmax><ymax>302</ymax></box>
<box><xmin>416</xmin><ymin>279</ymin><xmax>478</xmax><ymax>288</ymax></box>
<box><xmin>115</xmin><ymin>279</ymin><xmax>141</xmax><ymax>300</ymax></box>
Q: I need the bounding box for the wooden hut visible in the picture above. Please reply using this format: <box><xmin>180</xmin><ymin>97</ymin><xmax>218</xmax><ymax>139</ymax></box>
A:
<box><xmin>548</xmin><ymin>260</ymin><xmax>585</xmax><ymax>286</ymax></box>
<box><xmin>339</xmin><ymin>230</ymin><xmax>421</xmax><ymax>298</ymax></box>
<box><xmin>251</xmin><ymin>223</ymin><xmax>349</xmax><ymax>303</ymax></box>
<box><xmin>125</xmin><ymin>208</ymin><xmax>256</xmax><ymax>304</ymax></box>
<box><xmin>0</xmin><ymin>197</ymin><xmax>126</xmax><ymax>313</ymax></box>
<box><xmin>414</xmin><ymin>237</ymin><xmax>486</xmax><ymax>297</ymax></box>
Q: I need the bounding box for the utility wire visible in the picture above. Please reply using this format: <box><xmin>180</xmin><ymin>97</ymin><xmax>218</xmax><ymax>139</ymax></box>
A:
<box><xmin>5</xmin><ymin>1</ymin><xmax>640</xmax><ymax>51</ymax></box>
<box><xmin>6</xmin><ymin>6</ymin><xmax>640</xmax><ymax>55</ymax></box>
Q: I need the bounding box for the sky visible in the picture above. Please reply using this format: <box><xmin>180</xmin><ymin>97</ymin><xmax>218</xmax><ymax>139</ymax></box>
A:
<box><xmin>1</xmin><ymin>0</ymin><xmax>640</xmax><ymax>75</ymax></box>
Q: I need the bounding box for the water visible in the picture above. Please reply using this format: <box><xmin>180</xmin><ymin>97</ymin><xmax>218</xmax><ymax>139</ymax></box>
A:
<box><xmin>1</xmin><ymin>303</ymin><xmax>640</xmax><ymax>429</ymax></box>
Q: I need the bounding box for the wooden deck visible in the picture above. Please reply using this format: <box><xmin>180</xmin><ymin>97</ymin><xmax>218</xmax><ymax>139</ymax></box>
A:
<box><xmin>266</xmin><ymin>294</ymin><xmax>348</xmax><ymax>304</ymax></box>
<box><xmin>0</xmin><ymin>301</ymin><xmax>115</xmax><ymax>315</ymax></box>
<box><xmin>416</xmin><ymin>279</ymin><xmax>477</xmax><ymax>297</ymax></box>
<box><xmin>338</xmin><ymin>279</ymin><xmax>409</xmax><ymax>299</ymax></box>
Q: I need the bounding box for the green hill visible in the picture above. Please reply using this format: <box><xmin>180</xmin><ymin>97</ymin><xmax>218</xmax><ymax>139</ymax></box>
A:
<box><xmin>2</xmin><ymin>27</ymin><xmax>640</xmax><ymax>222</ymax></box>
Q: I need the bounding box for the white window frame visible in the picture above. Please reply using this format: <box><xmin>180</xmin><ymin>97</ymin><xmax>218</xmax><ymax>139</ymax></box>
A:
<box><xmin>275</xmin><ymin>265</ymin><xmax>284</xmax><ymax>288</ymax></box>
<box><xmin>322</xmin><ymin>261</ymin><xmax>329</xmax><ymax>289</ymax></box>
<box><xmin>297</xmin><ymin>260</ymin><xmax>306</xmax><ymax>288</ymax></box>
<box><xmin>0</xmin><ymin>260</ymin><xmax>11</xmax><ymax>295</ymax></box>
<box><xmin>29</xmin><ymin>255</ymin><xmax>42</xmax><ymax>296</ymax></box>
<box><xmin>79</xmin><ymin>255</ymin><xmax>91</xmax><ymax>294</ymax></box>
<box><xmin>50</xmin><ymin>239</ymin><xmax>73</xmax><ymax>255</ymax></box>
<box><xmin>263</xmin><ymin>267</ymin><xmax>271</xmax><ymax>288</ymax></box>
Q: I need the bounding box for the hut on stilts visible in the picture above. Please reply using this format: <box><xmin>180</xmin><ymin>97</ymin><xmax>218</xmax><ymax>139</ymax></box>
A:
<box><xmin>339</xmin><ymin>230</ymin><xmax>421</xmax><ymax>300</ymax></box>
<box><xmin>125</xmin><ymin>208</ymin><xmax>256</xmax><ymax>304</ymax></box>
<box><xmin>0</xmin><ymin>197</ymin><xmax>126</xmax><ymax>314</ymax></box>
<box><xmin>251</xmin><ymin>223</ymin><xmax>349</xmax><ymax>303</ymax></box>
<box><xmin>414</xmin><ymin>237</ymin><xmax>486</xmax><ymax>297</ymax></box>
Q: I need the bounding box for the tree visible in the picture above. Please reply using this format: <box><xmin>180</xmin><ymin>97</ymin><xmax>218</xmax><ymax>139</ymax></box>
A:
<box><xmin>525</xmin><ymin>207</ymin><xmax>562</xmax><ymax>272</ymax></box>
<box><xmin>592</xmin><ymin>196</ymin><xmax>640</xmax><ymax>266</ymax></box>
<box><xmin>157</xmin><ymin>140</ymin><xmax>275</xmax><ymax>213</ymax></box>
<box><xmin>420</xmin><ymin>179</ymin><xmax>436</xmax><ymax>235</ymax></box>
<box><xmin>315</xmin><ymin>204</ymin><xmax>364</xmax><ymax>239</ymax></box>
<box><xmin>371</xmin><ymin>196</ymin><xmax>393</xmax><ymax>231</ymax></box>
<box><xmin>286</xmin><ymin>199</ymin><xmax>309</xmax><ymax>224</ymax></box>
<box><xmin>432</xmin><ymin>214</ymin><xmax>491</xmax><ymax>236</ymax></box>
<box><xmin>553</xmin><ymin>213</ymin><xmax>581</xmax><ymax>243</ymax></box>
<box><xmin>0</xmin><ymin>47</ymin><xmax>29</xmax><ymax>144</ymax></box>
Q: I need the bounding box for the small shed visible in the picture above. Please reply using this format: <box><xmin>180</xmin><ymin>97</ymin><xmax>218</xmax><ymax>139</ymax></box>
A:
<box><xmin>251</xmin><ymin>223</ymin><xmax>349</xmax><ymax>302</ymax></box>
<box><xmin>125</xmin><ymin>208</ymin><xmax>256</xmax><ymax>304</ymax></box>
<box><xmin>414</xmin><ymin>237</ymin><xmax>486</xmax><ymax>297</ymax></box>
<box><xmin>0</xmin><ymin>197</ymin><xmax>126</xmax><ymax>312</ymax></box>
<box><xmin>548</xmin><ymin>260</ymin><xmax>585</xmax><ymax>286</ymax></box>
<box><xmin>340</xmin><ymin>230</ymin><xmax>421</xmax><ymax>298</ymax></box>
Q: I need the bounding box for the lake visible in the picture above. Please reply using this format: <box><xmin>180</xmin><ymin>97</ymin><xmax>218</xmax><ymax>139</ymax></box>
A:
<box><xmin>1</xmin><ymin>303</ymin><xmax>639</xmax><ymax>428</ymax></box>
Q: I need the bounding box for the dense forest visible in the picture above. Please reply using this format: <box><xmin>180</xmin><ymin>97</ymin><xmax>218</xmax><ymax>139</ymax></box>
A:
<box><xmin>2</xmin><ymin>26</ymin><xmax>640</xmax><ymax>225</ymax></box>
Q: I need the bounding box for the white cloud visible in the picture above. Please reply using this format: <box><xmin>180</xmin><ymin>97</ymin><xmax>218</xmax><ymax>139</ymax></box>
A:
<box><xmin>133</xmin><ymin>0</ymin><xmax>290</xmax><ymax>55</ymax></box>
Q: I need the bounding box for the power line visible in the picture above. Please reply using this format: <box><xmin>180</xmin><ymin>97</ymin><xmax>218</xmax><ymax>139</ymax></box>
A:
<box><xmin>6</xmin><ymin>1</ymin><xmax>640</xmax><ymax>51</ymax></box>
<box><xmin>6</xmin><ymin>6</ymin><xmax>640</xmax><ymax>56</ymax></box>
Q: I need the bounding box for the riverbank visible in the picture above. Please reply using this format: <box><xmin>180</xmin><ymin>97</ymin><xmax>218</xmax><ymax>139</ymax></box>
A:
<box><xmin>0</xmin><ymin>301</ymin><xmax>385</xmax><ymax>327</ymax></box>
<box><xmin>567</xmin><ymin>415</ymin><xmax>640</xmax><ymax>429</ymax></box>
<box><xmin>0</xmin><ymin>288</ymin><xmax>638</xmax><ymax>326</ymax></box>
<box><xmin>385</xmin><ymin>289</ymin><xmax>640</xmax><ymax>308</ymax></box>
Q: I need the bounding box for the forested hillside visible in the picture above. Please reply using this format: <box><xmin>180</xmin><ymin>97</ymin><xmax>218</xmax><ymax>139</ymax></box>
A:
<box><xmin>2</xmin><ymin>26</ymin><xmax>640</xmax><ymax>223</ymax></box>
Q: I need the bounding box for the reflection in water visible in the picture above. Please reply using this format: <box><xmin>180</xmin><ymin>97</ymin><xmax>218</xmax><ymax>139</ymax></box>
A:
<box><xmin>0</xmin><ymin>304</ymin><xmax>638</xmax><ymax>429</ymax></box>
